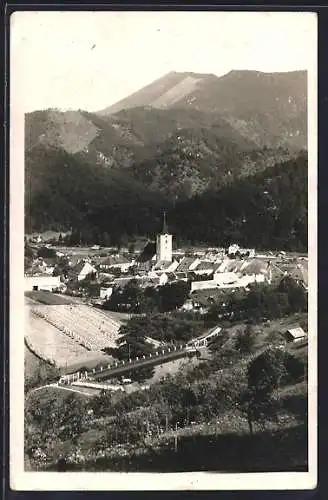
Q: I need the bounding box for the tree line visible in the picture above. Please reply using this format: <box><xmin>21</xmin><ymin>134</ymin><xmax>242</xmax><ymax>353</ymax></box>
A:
<box><xmin>26</xmin><ymin>149</ymin><xmax>307</xmax><ymax>252</ymax></box>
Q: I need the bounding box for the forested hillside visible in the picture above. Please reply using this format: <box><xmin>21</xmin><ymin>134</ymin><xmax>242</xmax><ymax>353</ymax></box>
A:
<box><xmin>26</xmin><ymin>148</ymin><xmax>307</xmax><ymax>252</ymax></box>
<box><xmin>171</xmin><ymin>152</ymin><xmax>307</xmax><ymax>251</ymax></box>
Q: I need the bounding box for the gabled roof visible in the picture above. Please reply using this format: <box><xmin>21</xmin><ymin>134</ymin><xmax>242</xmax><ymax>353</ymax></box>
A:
<box><xmin>100</xmin><ymin>256</ymin><xmax>130</xmax><ymax>266</ymax></box>
<box><xmin>138</xmin><ymin>242</ymin><xmax>156</xmax><ymax>262</ymax></box>
<box><xmin>153</xmin><ymin>260</ymin><xmax>175</xmax><ymax>271</ymax></box>
<box><xmin>195</xmin><ymin>261</ymin><xmax>215</xmax><ymax>272</ymax></box>
<box><xmin>242</xmin><ymin>259</ymin><xmax>269</xmax><ymax>275</ymax></box>
<box><xmin>176</xmin><ymin>257</ymin><xmax>198</xmax><ymax>272</ymax></box>
<box><xmin>286</xmin><ymin>326</ymin><xmax>307</xmax><ymax>339</ymax></box>
<box><xmin>223</xmin><ymin>259</ymin><xmax>245</xmax><ymax>273</ymax></box>
<box><xmin>69</xmin><ymin>260</ymin><xmax>96</xmax><ymax>277</ymax></box>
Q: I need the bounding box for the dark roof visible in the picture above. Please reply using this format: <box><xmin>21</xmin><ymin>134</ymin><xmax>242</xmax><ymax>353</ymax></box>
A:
<box><xmin>176</xmin><ymin>257</ymin><xmax>198</xmax><ymax>272</ymax></box>
<box><xmin>43</xmin><ymin>257</ymin><xmax>57</xmax><ymax>266</ymax></box>
<box><xmin>153</xmin><ymin>260</ymin><xmax>173</xmax><ymax>271</ymax></box>
<box><xmin>195</xmin><ymin>261</ymin><xmax>215</xmax><ymax>272</ymax></box>
<box><xmin>68</xmin><ymin>260</ymin><xmax>96</xmax><ymax>277</ymax></box>
<box><xmin>100</xmin><ymin>256</ymin><xmax>130</xmax><ymax>266</ymax></box>
<box><xmin>138</xmin><ymin>242</ymin><xmax>156</xmax><ymax>262</ymax></box>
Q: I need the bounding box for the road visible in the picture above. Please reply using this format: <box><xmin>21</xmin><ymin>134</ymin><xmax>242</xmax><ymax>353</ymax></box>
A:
<box><xmin>91</xmin><ymin>348</ymin><xmax>198</xmax><ymax>381</ymax></box>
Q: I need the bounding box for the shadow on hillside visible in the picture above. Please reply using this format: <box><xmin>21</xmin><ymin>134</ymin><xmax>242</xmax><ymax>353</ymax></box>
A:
<box><xmin>47</xmin><ymin>423</ymin><xmax>308</xmax><ymax>473</ymax></box>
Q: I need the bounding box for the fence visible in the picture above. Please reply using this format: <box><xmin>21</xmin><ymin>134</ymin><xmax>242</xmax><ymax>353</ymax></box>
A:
<box><xmin>59</xmin><ymin>343</ymin><xmax>192</xmax><ymax>385</ymax></box>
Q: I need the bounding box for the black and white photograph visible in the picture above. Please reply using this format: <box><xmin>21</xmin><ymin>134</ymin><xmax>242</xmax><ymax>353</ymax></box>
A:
<box><xmin>10</xmin><ymin>10</ymin><xmax>317</xmax><ymax>490</ymax></box>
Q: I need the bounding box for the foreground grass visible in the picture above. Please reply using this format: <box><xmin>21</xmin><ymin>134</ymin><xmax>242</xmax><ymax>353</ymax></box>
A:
<box><xmin>44</xmin><ymin>422</ymin><xmax>307</xmax><ymax>473</ymax></box>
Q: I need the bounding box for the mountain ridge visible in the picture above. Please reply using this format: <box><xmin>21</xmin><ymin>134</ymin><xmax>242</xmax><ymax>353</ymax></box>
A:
<box><xmin>25</xmin><ymin>69</ymin><xmax>308</xmax><ymax>248</ymax></box>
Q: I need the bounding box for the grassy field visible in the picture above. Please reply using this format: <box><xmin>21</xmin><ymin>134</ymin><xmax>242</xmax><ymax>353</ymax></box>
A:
<box><xmin>25</xmin><ymin>344</ymin><xmax>47</xmax><ymax>379</ymax></box>
<box><xmin>25</xmin><ymin>291</ymin><xmax>75</xmax><ymax>305</ymax></box>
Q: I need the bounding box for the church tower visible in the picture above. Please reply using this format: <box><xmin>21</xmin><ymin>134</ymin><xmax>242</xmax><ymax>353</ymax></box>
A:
<box><xmin>156</xmin><ymin>212</ymin><xmax>173</xmax><ymax>262</ymax></box>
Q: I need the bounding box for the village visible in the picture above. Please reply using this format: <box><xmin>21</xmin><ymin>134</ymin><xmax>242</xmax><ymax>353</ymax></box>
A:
<box><xmin>24</xmin><ymin>220</ymin><xmax>309</xmax><ymax>471</ymax></box>
<box><xmin>24</xmin><ymin>214</ymin><xmax>308</xmax><ymax>391</ymax></box>
<box><xmin>25</xmin><ymin>215</ymin><xmax>308</xmax><ymax>311</ymax></box>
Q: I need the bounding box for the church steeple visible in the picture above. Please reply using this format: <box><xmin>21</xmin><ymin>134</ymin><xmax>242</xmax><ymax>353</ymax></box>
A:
<box><xmin>156</xmin><ymin>211</ymin><xmax>173</xmax><ymax>262</ymax></box>
<box><xmin>162</xmin><ymin>211</ymin><xmax>168</xmax><ymax>234</ymax></box>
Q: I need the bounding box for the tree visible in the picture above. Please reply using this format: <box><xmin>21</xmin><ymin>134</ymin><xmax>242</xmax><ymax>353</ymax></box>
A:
<box><xmin>105</xmin><ymin>279</ymin><xmax>143</xmax><ymax>313</ymax></box>
<box><xmin>235</xmin><ymin>324</ymin><xmax>256</xmax><ymax>354</ymax></box>
<box><xmin>59</xmin><ymin>393</ymin><xmax>89</xmax><ymax>444</ymax></box>
<box><xmin>37</xmin><ymin>246</ymin><xmax>57</xmax><ymax>259</ymax></box>
<box><xmin>238</xmin><ymin>348</ymin><xmax>287</xmax><ymax>435</ymax></box>
<box><xmin>277</xmin><ymin>276</ymin><xmax>307</xmax><ymax>313</ymax></box>
<box><xmin>239</xmin><ymin>387</ymin><xmax>280</xmax><ymax>435</ymax></box>
<box><xmin>90</xmin><ymin>390</ymin><xmax>113</xmax><ymax>417</ymax></box>
<box><xmin>158</xmin><ymin>281</ymin><xmax>190</xmax><ymax>312</ymax></box>
<box><xmin>101</xmin><ymin>231</ymin><xmax>111</xmax><ymax>247</ymax></box>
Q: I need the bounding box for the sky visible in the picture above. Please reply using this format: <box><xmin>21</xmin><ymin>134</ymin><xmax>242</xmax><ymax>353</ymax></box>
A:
<box><xmin>11</xmin><ymin>11</ymin><xmax>317</xmax><ymax>113</ymax></box>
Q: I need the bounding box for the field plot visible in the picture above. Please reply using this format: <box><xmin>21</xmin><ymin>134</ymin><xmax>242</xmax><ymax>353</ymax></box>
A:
<box><xmin>25</xmin><ymin>301</ymin><xmax>120</xmax><ymax>370</ymax></box>
<box><xmin>30</xmin><ymin>304</ymin><xmax>121</xmax><ymax>351</ymax></box>
<box><xmin>25</xmin><ymin>307</ymin><xmax>111</xmax><ymax>369</ymax></box>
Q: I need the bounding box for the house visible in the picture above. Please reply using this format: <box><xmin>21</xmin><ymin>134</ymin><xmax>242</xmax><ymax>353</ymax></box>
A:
<box><xmin>193</xmin><ymin>261</ymin><xmax>215</xmax><ymax>276</ymax></box>
<box><xmin>68</xmin><ymin>260</ymin><xmax>97</xmax><ymax>282</ymax></box>
<box><xmin>41</xmin><ymin>257</ymin><xmax>57</xmax><ymax>275</ymax></box>
<box><xmin>227</xmin><ymin>244</ymin><xmax>255</xmax><ymax>258</ymax></box>
<box><xmin>152</xmin><ymin>259</ymin><xmax>180</xmax><ymax>273</ymax></box>
<box><xmin>213</xmin><ymin>271</ymin><xmax>239</xmax><ymax>287</ymax></box>
<box><xmin>180</xmin><ymin>299</ymin><xmax>194</xmax><ymax>311</ymax></box>
<box><xmin>100</xmin><ymin>286</ymin><xmax>114</xmax><ymax>300</ymax></box>
<box><xmin>175</xmin><ymin>257</ymin><xmax>200</xmax><ymax>273</ymax></box>
<box><xmin>291</xmin><ymin>262</ymin><xmax>308</xmax><ymax>290</ymax></box>
<box><xmin>173</xmin><ymin>271</ymin><xmax>189</xmax><ymax>282</ymax></box>
<box><xmin>140</xmin><ymin>273</ymin><xmax>168</xmax><ymax>288</ymax></box>
<box><xmin>112</xmin><ymin>276</ymin><xmax>137</xmax><ymax>289</ymax></box>
<box><xmin>284</xmin><ymin>327</ymin><xmax>307</xmax><ymax>343</ymax></box>
<box><xmin>98</xmin><ymin>255</ymin><xmax>133</xmax><ymax>273</ymax></box>
<box><xmin>25</xmin><ymin>275</ymin><xmax>61</xmax><ymax>292</ymax></box>
<box><xmin>191</xmin><ymin>280</ymin><xmax>218</xmax><ymax>292</ymax></box>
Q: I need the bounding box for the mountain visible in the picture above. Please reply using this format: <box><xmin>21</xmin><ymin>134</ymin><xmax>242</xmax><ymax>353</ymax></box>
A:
<box><xmin>25</xmin><ymin>69</ymin><xmax>307</xmax><ymax>244</ymax></box>
<box><xmin>98</xmin><ymin>70</ymin><xmax>307</xmax><ymax>150</ymax></box>
<box><xmin>170</xmin><ymin>151</ymin><xmax>308</xmax><ymax>251</ymax></box>
<box><xmin>98</xmin><ymin>71</ymin><xmax>218</xmax><ymax>115</ymax></box>
<box><xmin>25</xmin><ymin>145</ymin><xmax>167</xmax><ymax>236</ymax></box>
<box><xmin>25</xmin><ymin>106</ymin><xmax>297</xmax><ymax>213</ymax></box>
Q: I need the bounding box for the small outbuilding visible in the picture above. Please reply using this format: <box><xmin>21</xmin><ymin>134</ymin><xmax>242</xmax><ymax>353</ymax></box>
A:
<box><xmin>284</xmin><ymin>326</ymin><xmax>307</xmax><ymax>343</ymax></box>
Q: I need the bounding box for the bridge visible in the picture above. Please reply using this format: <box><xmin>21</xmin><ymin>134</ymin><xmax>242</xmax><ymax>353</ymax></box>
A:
<box><xmin>59</xmin><ymin>344</ymin><xmax>198</xmax><ymax>385</ymax></box>
<box><xmin>58</xmin><ymin>325</ymin><xmax>222</xmax><ymax>386</ymax></box>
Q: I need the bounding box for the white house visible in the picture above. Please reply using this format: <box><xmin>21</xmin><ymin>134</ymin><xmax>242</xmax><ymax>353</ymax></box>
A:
<box><xmin>227</xmin><ymin>244</ymin><xmax>255</xmax><ymax>258</ymax></box>
<box><xmin>100</xmin><ymin>286</ymin><xmax>114</xmax><ymax>300</ymax></box>
<box><xmin>40</xmin><ymin>257</ymin><xmax>57</xmax><ymax>275</ymax></box>
<box><xmin>68</xmin><ymin>260</ymin><xmax>97</xmax><ymax>282</ymax></box>
<box><xmin>98</xmin><ymin>256</ymin><xmax>133</xmax><ymax>273</ymax></box>
<box><xmin>25</xmin><ymin>275</ymin><xmax>61</xmax><ymax>292</ymax></box>
<box><xmin>213</xmin><ymin>271</ymin><xmax>239</xmax><ymax>286</ymax></box>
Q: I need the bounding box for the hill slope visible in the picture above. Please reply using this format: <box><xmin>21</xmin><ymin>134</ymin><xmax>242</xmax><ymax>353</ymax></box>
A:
<box><xmin>26</xmin><ymin>146</ymin><xmax>307</xmax><ymax>252</ymax></box>
<box><xmin>99</xmin><ymin>70</ymin><xmax>307</xmax><ymax>149</ymax></box>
